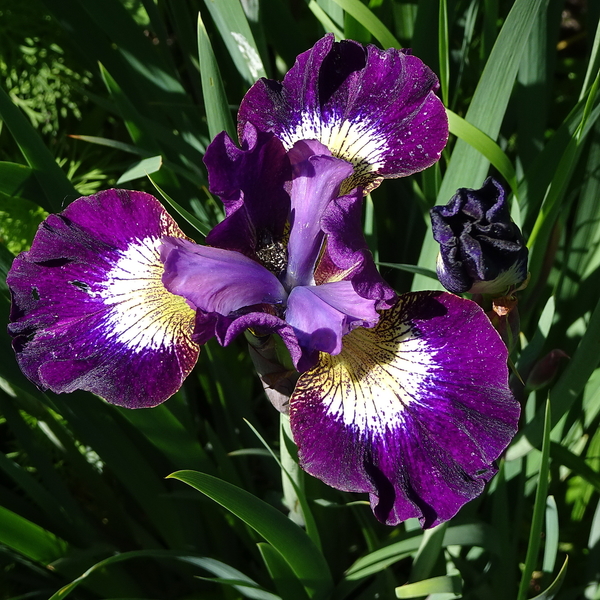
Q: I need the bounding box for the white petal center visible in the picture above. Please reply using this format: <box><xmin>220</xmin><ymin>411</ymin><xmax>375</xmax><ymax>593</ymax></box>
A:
<box><xmin>282</xmin><ymin>111</ymin><xmax>389</xmax><ymax>176</ymax></box>
<box><xmin>294</xmin><ymin>307</ymin><xmax>438</xmax><ymax>436</ymax></box>
<box><xmin>99</xmin><ymin>237</ymin><xmax>195</xmax><ymax>352</ymax></box>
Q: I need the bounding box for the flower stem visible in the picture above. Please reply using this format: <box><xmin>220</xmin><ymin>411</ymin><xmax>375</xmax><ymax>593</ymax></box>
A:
<box><xmin>280</xmin><ymin>413</ymin><xmax>305</xmax><ymax>527</ymax></box>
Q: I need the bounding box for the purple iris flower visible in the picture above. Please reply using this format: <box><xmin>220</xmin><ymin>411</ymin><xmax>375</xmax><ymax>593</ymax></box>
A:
<box><xmin>160</xmin><ymin>124</ymin><xmax>396</xmax><ymax>373</ymax></box>
<box><xmin>6</xmin><ymin>36</ymin><xmax>519</xmax><ymax>528</ymax></box>
<box><xmin>7</xmin><ymin>190</ymin><xmax>199</xmax><ymax>409</ymax></box>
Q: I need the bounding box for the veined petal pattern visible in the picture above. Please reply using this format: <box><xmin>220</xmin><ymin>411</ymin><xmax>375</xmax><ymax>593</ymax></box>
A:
<box><xmin>289</xmin><ymin>291</ymin><xmax>520</xmax><ymax>527</ymax></box>
<box><xmin>7</xmin><ymin>190</ymin><xmax>199</xmax><ymax>408</ymax></box>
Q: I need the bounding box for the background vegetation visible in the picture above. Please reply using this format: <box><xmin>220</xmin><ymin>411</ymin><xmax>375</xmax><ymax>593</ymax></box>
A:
<box><xmin>1</xmin><ymin>0</ymin><xmax>599</xmax><ymax>598</ymax></box>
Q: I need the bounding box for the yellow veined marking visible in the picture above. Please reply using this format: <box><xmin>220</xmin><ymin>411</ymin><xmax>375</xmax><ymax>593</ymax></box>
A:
<box><xmin>282</xmin><ymin>111</ymin><xmax>388</xmax><ymax>193</ymax></box>
<box><xmin>292</xmin><ymin>298</ymin><xmax>438</xmax><ymax>434</ymax></box>
<box><xmin>100</xmin><ymin>236</ymin><xmax>197</xmax><ymax>357</ymax></box>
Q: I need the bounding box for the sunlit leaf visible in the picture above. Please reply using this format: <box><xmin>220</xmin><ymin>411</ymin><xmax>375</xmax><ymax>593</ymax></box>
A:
<box><xmin>395</xmin><ymin>574</ymin><xmax>462</xmax><ymax>598</ymax></box>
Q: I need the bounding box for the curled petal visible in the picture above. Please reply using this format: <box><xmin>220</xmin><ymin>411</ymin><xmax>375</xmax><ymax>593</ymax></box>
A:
<box><xmin>192</xmin><ymin>308</ymin><xmax>311</xmax><ymax>374</ymax></box>
<box><xmin>317</xmin><ymin>190</ymin><xmax>396</xmax><ymax>308</ymax></box>
<box><xmin>161</xmin><ymin>237</ymin><xmax>287</xmax><ymax>314</ymax></box>
<box><xmin>286</xmin><ymin>281</ymin><xmax>380</xmax><ymax>362</ymax></box>
<box><xmin>239</xmin><ymin>34</ymin><xmax>448</xmax><ymax>192</ymax></box>
<box><xmin>204</xmin><ymin>125</ymin><xmax>291</xmax><ymax>257</ymax></box>
<box><xmin>431</xmin><ymin>178</ymin><xmax>529</xmax><ymax>295</ymax></box>
<box><xmin>290</xmin><ymin>291</ymin><xmax>520</xmax><ymax>527</ymax></box>
<box><xmin>7</xmin><ymin>190</ymin><xmax>199</xmax><ymax>408</ymax></box>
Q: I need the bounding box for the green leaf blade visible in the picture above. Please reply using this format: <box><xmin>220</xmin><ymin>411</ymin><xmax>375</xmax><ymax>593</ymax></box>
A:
<box><xmin>197</xmin><ymin>13</ymin><xmax>236</xmax><ymax>141</ymax></box>
<box><xmin>168</xmin><ymin>470</ymin><xmax>333</xmax><ymax>599</ymax></box>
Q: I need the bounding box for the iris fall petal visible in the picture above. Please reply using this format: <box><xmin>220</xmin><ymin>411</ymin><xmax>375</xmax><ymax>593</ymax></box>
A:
<box><xmin>238</xmin><ymin>34</ymin><xmax>448</xmax><ymax>192</ymax></box>
<box><xmin>7</xmin><ymin>190</ymin><xmax>199</xmax><ymax>408</ymax></box>
<box><xmin>289</xmin><ymin>291</ymin><xmax>520</xmax><ymax>527</ymax></box>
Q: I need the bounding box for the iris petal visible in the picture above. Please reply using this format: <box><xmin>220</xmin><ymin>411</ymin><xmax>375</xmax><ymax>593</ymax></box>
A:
<box><xmin>318</xmin><ymin>190</ymin><xmax>397</xmax><ymax>307</ymax></box>
<box><xmin>204</xmin><ymin>125</ymin><xmax>291</xmax><ymax>257</ymax></box>
<box><xmin>284</xmin><ymin>141</ymin><xmax>354</xmax><ymax>289</ymax></box>
<box><xmin>238</xmin><ymin>34</ymin><xmax>448</xmax><ymax>192</ymax></box>
<box><xmin>289</xmin><ymin>291</ymin><xmax>520</xmax><ymax>527</ymax></box>
<box><xmin>7</xmin><ymin>190</ymin><xmax>199</xmax><ymax>408</ymax></box>
<box><xmin>286</xmin><ymin>281</ymin><xmax>380</xmax><ymax>357</ymax></box>
<box><xmin>161</xmin><ymin>237</ymin><xmax>287</xmax><ymax>314</ymax></box>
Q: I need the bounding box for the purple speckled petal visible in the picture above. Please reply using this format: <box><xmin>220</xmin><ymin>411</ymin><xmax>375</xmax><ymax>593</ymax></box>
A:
<box><xmin>290</xmin><ymin>291</ymin><xmax>520</xmax><ymax>527</ymax></box>
<box><xmin>284</xmin><ymin>141</ymin><xmax>354</xmax><ymax>289</ymax></box>
<box><xmin>161</xmin><ymin>237</ymin><xmax>287</xmax><ymax>314</ymax></box>
<box><xmin>238</xmin><ymin>34</ymin><xmax>448</xmax><ymax>191</ymax></box>
<box><xmin>204</xmin><ymin>124</ymin><xmax>291</xmax><ymax>257</ymax></box>
<box><xmin>7</xmin><ymin>190</ymin><xmax>199</xmax><ymax>408</ymax></box>
<box><xmin>285</xmin><ymin>281</ymin><xmax>379</xmax><ymax>358</ymax></box>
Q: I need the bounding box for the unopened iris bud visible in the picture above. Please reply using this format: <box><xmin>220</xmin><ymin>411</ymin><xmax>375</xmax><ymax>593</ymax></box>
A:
<box><xmin>526</xmin><ymin>349</ymin><xmax>569</xmax><ymax>391</ymax></box>
<box><xmin>430</xmin><ymin>178</ymin><xmax>528</xmax><ymax>296</ymax></box>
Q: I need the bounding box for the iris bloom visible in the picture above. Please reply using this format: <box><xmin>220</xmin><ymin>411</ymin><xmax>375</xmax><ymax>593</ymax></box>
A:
<box><xmin>7</xmin><ymin>36</ymin><xmax>519</xmax><ymax>528</ymax></box>
<box><xmin>162</xmin><ymin>125</ymin><xmax>396</xmax><ymax>373</ymax></box>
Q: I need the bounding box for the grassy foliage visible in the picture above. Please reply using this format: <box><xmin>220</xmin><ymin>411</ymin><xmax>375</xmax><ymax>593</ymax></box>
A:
<box><xmin>1</xmin><ymin>0</ymin><xmax>600</xmax><ymax>598</ymax></box>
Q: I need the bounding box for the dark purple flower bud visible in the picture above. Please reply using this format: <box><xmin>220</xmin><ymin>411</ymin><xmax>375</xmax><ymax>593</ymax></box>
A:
<box><xmin>431</xmin><ymin>178</ymin><xmax>528</xmax><ymax>295</ymax></box>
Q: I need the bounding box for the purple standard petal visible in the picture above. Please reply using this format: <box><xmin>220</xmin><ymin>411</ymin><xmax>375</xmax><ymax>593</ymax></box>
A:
<box><xmin>7</xmin><ymin>190</ymin><xmax>199</xmax><ymax>408</ymax></box>
<box><xmin>284</xmin><ymin>141</ymin><xmax>354</xmax><ymax>289</ymax></box>
<box><xmin>238</xmin><ymin>34</ymin><xmax>448</xmax><ymax>192</ymax></box>
<box><xmin>204</xmin><ymin>124</ymin><xmax>291</xmax><ymax>260</ymax></box>
<box><xmin>289</xmin><ymin>291</ymin><xmax>520</xmax><ymax>528</ymax></box>
<box><xmin>161</xmin><ymin>237</ymin><xmax>287</xmax><ymax>314</ymax></box>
